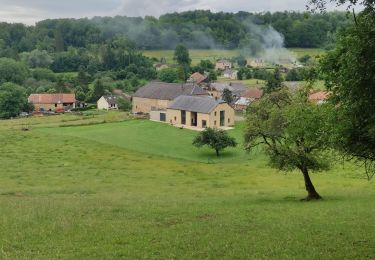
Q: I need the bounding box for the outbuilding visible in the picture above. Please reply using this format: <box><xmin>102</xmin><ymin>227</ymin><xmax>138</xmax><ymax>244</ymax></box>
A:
<box><xmin>97</xmin><ymin>96</ymin><xmax>119</xmax><ymax>110</ymax></box>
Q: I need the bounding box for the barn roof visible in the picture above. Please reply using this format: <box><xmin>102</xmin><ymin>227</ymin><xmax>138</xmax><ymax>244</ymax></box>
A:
<box><xmin>189</xmin><ymin>72</ymin><xmax>207</xmax><ymax>84</ymax></box>
<box><xmin>28</xmin><ymin>93</ymin><xmax>76</xmax><ymax>104</ymax></box>
<box><xmin>241</xmin><ymin>87</ymin><xmax>263</xmax><ymax>99</ymax></box>
<box><xmin>210</xmin><ymin>82</ymin><xmax>247</xmax><ymax>94</ymax></box>
<box><xmin>133</xmin><ymin>82</ymin><xmax>207</xmax><ymax>100</ymax></box>
<box><xmin>168</xmin><ymin>95</ymin><xmax>225</xmax><ymax>114</ymax></box>
<box><xmin>309</xmin><ymin>91</ymin><xmax>330</xmax><ymax>101</ymax></box>
<box><xmin>102</xmin><ymin>95</ymin><xmax>119</xmax><ymax>105</ymax></box>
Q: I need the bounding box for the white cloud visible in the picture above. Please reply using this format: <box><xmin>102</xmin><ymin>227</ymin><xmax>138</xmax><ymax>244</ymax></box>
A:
<box><xmin>0</xmin><ymin>0</ymin><xmax>352</xmax><ymax>25</ymax></box>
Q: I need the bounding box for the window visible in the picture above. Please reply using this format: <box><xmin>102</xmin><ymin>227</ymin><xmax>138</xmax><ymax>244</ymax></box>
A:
<box><xmin>220</xmin><ymin>111</ymin><xmax>225</xmax><ymax>126</ymax></box>
<box><xmin>228</xmin><ymin>118</ymin><xmax>230</xmax><ymax>123</ymax></box>
<box><xmin>55</xmin><ymin>104</ymin><xmax>57</xmax><ymax>107</ymax></box>
<box><xmin>181</xmin><ymin>110</ymin><xmax>186</xmax><ymax>125</ymax></box>
<box><xmin>214</xmin><ymin>120</ymin><xmax>216</xmax><ymax>126</ymax></box>
<box><xmin>202</xmin><ymin>120</ymin><xmax>207</xmax><ymax>128</ymax></box>
<box><xmin>174</xmin><ymin>116</ymin><xmax>176</xmax><ymax>121</ymax></box>
<box><xmin>214</xmin><ymin>111</ymin><xmax>217</xmax><ymax>116</ymax></box>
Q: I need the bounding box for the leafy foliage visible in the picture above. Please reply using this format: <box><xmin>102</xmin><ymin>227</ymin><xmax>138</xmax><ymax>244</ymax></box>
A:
<box><xmin>320</xmin><ymin>9</ymin><xmax>375</xmax><ymax>178</ymax></box>
<box><xmin>158</xmin><ymin>68</ymin><xmax>179</xmax><ymax>83</ymax></box>
<box><xmin>0</xmin><ymin>58</ymin><xmax>29</xmax><ymax>84</ymax></box>
<box><xmin>118</xmin><ymin>98</ymin><xmax>132</xmax><ymax>111</ymax></box>
<box><xmin>265</xmin><ymin>68</ymin><xmax>283</xmax><ymax>93</ymax></box>
<box><xmin>193</xmin><ymin>127</ymin><xmax>237</xmax><ymax>156</ymax></box>
<box><xmin>244</xmin><ymin>89</ymin><xmax>333</xmax><ymax>199</ymax></box>
<box><xmin>222</xmin><ymin>88</ymin><xmax>234</xmax><ymax>104</ymax></box>
<box><xmin>0</xmin><ymin>82</ymin><xmax>31</xmax><ymax>118</ymax></box>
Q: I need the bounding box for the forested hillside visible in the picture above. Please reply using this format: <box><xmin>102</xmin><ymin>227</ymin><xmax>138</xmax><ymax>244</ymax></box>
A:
<box><xmin>0</xmin><ymin>10</ymin><xmax>350</xmax><ymax>57</ymax></box>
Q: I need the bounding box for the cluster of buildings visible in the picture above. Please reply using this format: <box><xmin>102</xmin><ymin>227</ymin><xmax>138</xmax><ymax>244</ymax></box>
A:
<box><xmin>26</xmin><ymin>63</ymin><xmax>329</xmax><ymax>131</ymax></box>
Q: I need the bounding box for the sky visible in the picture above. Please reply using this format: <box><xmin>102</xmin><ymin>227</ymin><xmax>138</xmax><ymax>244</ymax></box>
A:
<box><xmin>0</xmin><ymin>0</ymin><xmax>350</xmax><ymax>25</ymax></box>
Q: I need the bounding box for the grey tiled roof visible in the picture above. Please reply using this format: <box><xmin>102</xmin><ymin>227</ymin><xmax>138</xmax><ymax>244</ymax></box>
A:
<box><xmin>168</xmin><ymin>95</ymin><xmax>225</xmax><ymax>114</ymax></box>
<box><xmin>103</xmin><ymin>95</ymin><xmax>119</xmax><ymax>105</ymax></box>
<box><xmin>133</xmin><ymin>82</ymin><xmax>207</xmax><ymax>100</ymax></box>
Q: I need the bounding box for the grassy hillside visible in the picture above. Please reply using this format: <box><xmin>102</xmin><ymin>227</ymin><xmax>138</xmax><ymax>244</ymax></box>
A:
<box><xmin>0</xmin><ymin>114</ymin><xmax>374</xmax><ymax>259</ymax></box>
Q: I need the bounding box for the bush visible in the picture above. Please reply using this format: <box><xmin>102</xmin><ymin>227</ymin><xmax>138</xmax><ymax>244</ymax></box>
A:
<box><xmin>158</xmin><ymin>68</ymin><xmax>179</xmax><ymax>83</ymax></box>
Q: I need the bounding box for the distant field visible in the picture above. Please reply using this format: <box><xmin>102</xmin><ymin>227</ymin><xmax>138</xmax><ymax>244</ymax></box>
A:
<box><xmin>0</xmin><ymin>114</ymin><xmax>374</xmax><ymax>258</ymax></box>
<box><xmin>143</xmin><ymin>49</ymin><xmax>240</xmax><ymax>65</ymax></box>
<box><xmin>143</xmin><ymin>48</ymin><xmax>325</xmax><ymax>65</ymax></box>
<box><xmin>288</xmin><ymin>48</ymin><xmax>326</xmax><ymax>58</ymax></box>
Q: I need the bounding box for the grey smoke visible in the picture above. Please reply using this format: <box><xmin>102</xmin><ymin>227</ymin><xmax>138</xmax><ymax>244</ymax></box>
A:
<box><xmin>240</xmin><ymin>20</ymin><xmax>296</xmax><ymax>64</ymax></box>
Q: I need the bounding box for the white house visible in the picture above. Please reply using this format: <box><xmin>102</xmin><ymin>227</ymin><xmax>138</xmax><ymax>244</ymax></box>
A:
<box><xmin>223</xmin><ymin>69</ymin><xmax>238</xmax><ymax>80</ymax></box>
<box><xmin>97</xmin><ymin>96</ymin><xmax>119</xmax><ymax>110</ymax></box>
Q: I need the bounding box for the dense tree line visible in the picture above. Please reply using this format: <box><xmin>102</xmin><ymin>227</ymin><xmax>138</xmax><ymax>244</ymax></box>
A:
<box><xmin>0</xmin><ymin>11</ymin><xmax>351</xmax><ymax>56</ymax></box>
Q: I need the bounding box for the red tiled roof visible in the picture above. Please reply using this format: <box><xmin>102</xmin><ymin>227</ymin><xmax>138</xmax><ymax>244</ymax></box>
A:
<box><xmin>189</xmin><ymin>72</ymin><xmax>207</xmax><ymax>84</ymax></box>
<box><xmin>309</xmin><ymin>91</ymin><xmax>329</xmax><ymax>101</ymax></box>
<box><xmin>241</xmin><ymin>87</ymin><xmax>263</xmax><ymax>99</ymax></box>
<box><xmin>28</xmin><ymin>94</ymin><xmax>76</xmax><ymax>104</ymax></box>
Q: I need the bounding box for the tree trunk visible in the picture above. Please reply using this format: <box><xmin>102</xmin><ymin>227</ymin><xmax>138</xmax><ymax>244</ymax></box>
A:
<box><xmin>215</xmin><ymin>149</ymin><xmax>219</xmax><ymax>157</ymax></box>
<box><xmin>300</xmin><ymin>167</ymin><xmax>322</xmax><ymax>201</ymax></box>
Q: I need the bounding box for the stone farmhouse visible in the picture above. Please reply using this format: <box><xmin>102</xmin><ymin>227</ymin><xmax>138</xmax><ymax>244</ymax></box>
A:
<box><xmin>132</xmin><ymin>82</ymin><xmax>207</xmax><ymax>114</ymax></box>
<box><xmin>150</xmin><ymin>95</ymin><xmax>235</xmax><ymax>129</ymax></box>
<box><xmin>28</xmin><ymin>93</ymin><xmax>76</xmax><ymax>112</ymax></box>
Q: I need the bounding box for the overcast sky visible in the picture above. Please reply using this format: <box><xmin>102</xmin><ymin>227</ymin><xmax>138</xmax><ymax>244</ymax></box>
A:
<box><xmin>0</xmin><ymin>0</ymin><xmax>349</xmax><ymax>25</ymax></box>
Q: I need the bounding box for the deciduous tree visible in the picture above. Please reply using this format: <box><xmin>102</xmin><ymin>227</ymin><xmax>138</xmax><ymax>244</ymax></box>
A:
<box><xmin>193</xmin><ymin>128</ymin><xmax>237</xmax><ymax>156</ymax></box>
<box><xmin>244</xmin><ymin>89</ymin><xmax>333</xmax><ymax>200</ymax></box>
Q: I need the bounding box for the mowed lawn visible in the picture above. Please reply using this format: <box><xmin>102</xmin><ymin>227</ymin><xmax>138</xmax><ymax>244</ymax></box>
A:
<box><xmin>40</xmin><ymin>120</ymin><xmax>254</xmax><ymax>163</ymax></box>
<box><xmin>0</xmin><ymin>114</ymin><xmax>374</xmax><ymax>259</ymax></box>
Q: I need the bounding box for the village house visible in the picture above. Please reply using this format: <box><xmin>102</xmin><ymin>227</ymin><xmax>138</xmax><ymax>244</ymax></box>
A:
<box><xmin>215</xmin><ymin>59</ymin><xmax>232</xmax><ymax>71</ymax></box>
<box><xmin>234</xmin><ymin>97</ymin><xmax>251</xmax><ymax>111</ymax></box>
<box><xmin>223</xmin><ymin>69</ymin><xmax>238</xmax><ymax>80</ymax></box>
<box><xmin>154</xmin><ymin>63</ymin><xmax>169</xmax><ymax>71</ymax></box>
<box><xmin>28</xmin><ymin>93</ymin><xmax>76</xmax><ymax>112</ymax></box>
<box><xmin>132</xmin><ymin>82</ymin><xmax>208</xmax><ymax>114</ymax></box>
<box><xmin>160</xmin><ymin>95</ymin><xmax>235</xmax><ymax>129</ymax></box>
<box><xmin>309</xmin><ymin>91</ymin><xmax>330</xmax><ymax>104</ymax></box>
<box><xmin>241</xmin><ymin>87</ymin><xmax>263</xmax><ymax>101</ymax></box>
<box><xmin>234</xmin><ymin>87</ymin><xmax>263</xmax><ymax>111</ymax></box>
<box><xmin>97</xmin><ymin>96</ymin><xmax>120</xmax><ymax>110</ymax></box>
<box><xmin>247</xmin><ymin>58</ymin><xmax>267</xmax><ymax>68</ymax></box>
<box><xmin>206</xmin><ymin>82</ymin><xmax>247</xmax><ymax>99</ymax></box>
<box><xmin>188</xmin><ymin>72</ymin><xmax>208</xmax><ymax>85</ymax></box>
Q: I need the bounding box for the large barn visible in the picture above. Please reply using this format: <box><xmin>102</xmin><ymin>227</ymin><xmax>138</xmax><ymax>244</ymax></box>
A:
<box><xmin>149</xmin><ymin>95</ymin><xmax>235</xmax><ymax>130</ymax></box>
<box><xmin>132</xmin><ymin>82</ymin><xmax>208</xmax><ymax>114</ymax></box>
<box><xmin>28</xmin><ymin>93</ymin><xmax>76</xmax><ymax>112</ymax></box>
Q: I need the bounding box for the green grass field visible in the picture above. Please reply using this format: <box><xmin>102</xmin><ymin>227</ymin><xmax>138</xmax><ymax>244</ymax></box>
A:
<box><xmin>143</xmin><ymin>48</ymin><xmax>325</xmax><ymax>65</ymax></box>
<box><xmin>0</xmin><ymin>113</ymin><xmax>374</xmax><ymax>259</ymax></box>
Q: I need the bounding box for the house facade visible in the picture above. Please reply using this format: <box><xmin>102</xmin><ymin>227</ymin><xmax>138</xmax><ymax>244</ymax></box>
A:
<box><xmin>206</xmin><ymin>82</ymin><xmax>247</xmax><ymax>99</ymax></box>
<box><xmin>166</xmin><ymin>95</ymin><xmax>235</xmax><ymax>129</ymax></box>
<box><xmin>223</xmin><ymin>69</ymin><xmax>238</xmax><ymax>80</ymax></box>
<box><xmin>97</xmin><ymin>96</ymin><xmax>119</xmax><ymax>110</ymax></box>
<box><xmin>215</xmin><ymin>60</ymin><xmax>232</xmax><ymax>71</ymax></box>
<box><xmin>132</xmin><ymin>82</ymin><xmax>207</xmax><ymax>114</ymax></box>
<box><xmin>28</xmin><ymin>93</ymin><xmax>76</xmax><ymax>112</ymax></box>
